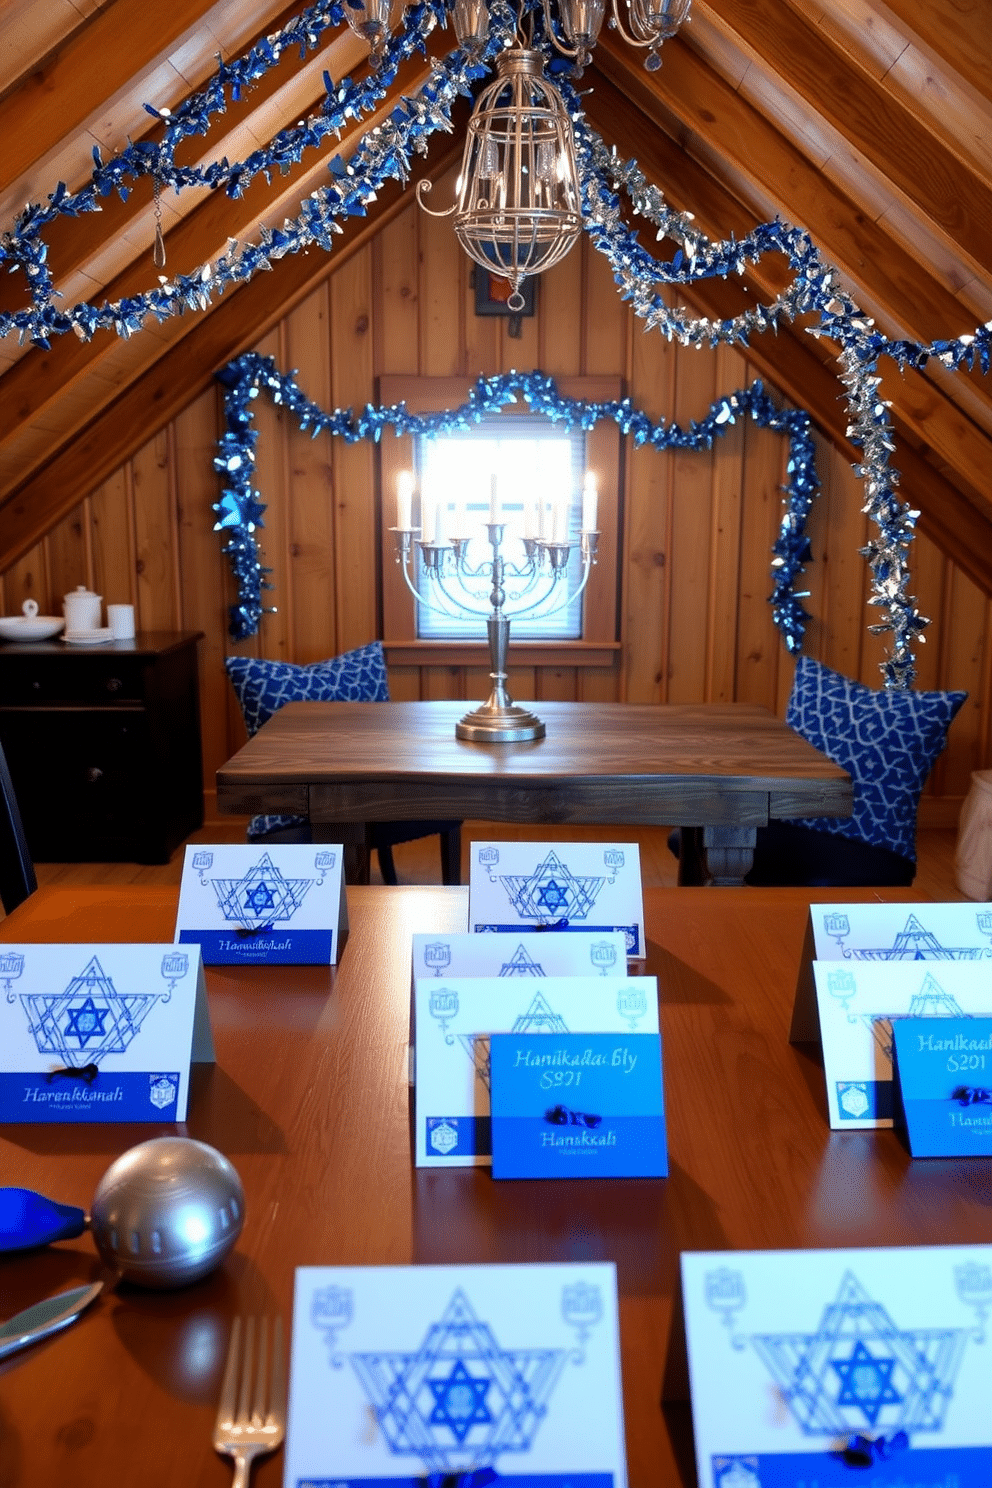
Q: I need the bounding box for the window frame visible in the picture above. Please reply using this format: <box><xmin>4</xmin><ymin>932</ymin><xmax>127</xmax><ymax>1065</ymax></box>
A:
<box><xmin>379</xmin><ymin>374</ymin><xmax>623</xmax><ymax>668</ymax></box>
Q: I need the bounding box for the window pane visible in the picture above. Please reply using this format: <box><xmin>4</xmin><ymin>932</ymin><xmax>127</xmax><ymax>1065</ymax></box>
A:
<box><xmin>415</xmin><ymin>419</ymin><xmax>586</xmax><ymax>640</ymax></box>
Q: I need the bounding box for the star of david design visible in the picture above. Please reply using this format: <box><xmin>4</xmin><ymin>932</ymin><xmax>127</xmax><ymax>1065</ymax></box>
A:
<box><xmin>19</xmin><ymin>956</ymin><xmax>165</xmax><ymax>1068</ymax></box>
<box><xmin>750</xmin><ymin>1272</ymin><xmax>968</xmax><ymax>1436</ymax></box>
<box><xmin>498</xmin><ymin>851</ymin><xmax>606</xmax><ymax>922</ymax></box>
<box><xmin>458</xmin><ymin>992</ymin><xmax>570</xmax><ymax>1091</ymax></box>
<box><xmin>210</xmin><ymin>852</ymin><xmax>314</xmax><ymax>927</ymax></box>
<box><xmin>427</xmin><ymin>1360</ymin><xmax>493</xmax><ymax>1441</ymax></box>
<box><xmin>860</xmin><ymin>972</ymin><xmax>970</xmax><ymax>1061</ymax></box>
<box><xmin>64</xmin><ymin>995</ymin><xmax>108</xmax><ymax>1048</ymax></box>
<box><xmin>830</xmin><ymin>1340</ymin><xmax>902</xmax><ymax>1426</ymax></box>
<box><xmin>499</xmin><ymin>945</ymin><xmax>545</xmax><ymax>977</ymax></box>
<box><xmin>847</xmin><ymin>914</ymin><xmax>984</xmax><ymax>961</ymax></box>
<box><xmin>350</xmin><ymin>1289</ymin><xmax>566</xmax><ymax>1474</ymax></box>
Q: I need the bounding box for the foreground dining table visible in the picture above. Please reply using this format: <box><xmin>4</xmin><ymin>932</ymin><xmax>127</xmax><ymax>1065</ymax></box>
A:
<box><xmin>1</xmin><ymin>882</ymin><xmax>986</xmax><ymax>1487</ymax></box>
<box><xmin>215</xmin><ymin>700</ymin><xmax>853</xmax><ymax>884</ymax></box>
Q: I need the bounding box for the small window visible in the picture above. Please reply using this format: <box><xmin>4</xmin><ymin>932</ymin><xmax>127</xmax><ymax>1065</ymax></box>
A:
<box><xmin>414</xmin><ymin>418</ymin><xmax>587</xmax><ymax>640</ymax></box>
<box><xmin>379</xmin><ymin>374</ymin><xmax>622</xmax><ymax>669</ymax></box>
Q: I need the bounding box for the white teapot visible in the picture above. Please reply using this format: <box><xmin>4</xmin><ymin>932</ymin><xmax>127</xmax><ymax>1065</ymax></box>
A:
<box><xmin>63</xmin><ymin>584</ymin><xmax>103</xmax><ymax>632</ymax></box>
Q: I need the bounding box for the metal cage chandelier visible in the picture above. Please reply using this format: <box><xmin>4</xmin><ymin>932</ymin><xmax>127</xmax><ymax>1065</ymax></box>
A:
<box><xmin>416</xmin><ymin>47</ymin><xmax>582</xmax><ymax>311</ymax></box>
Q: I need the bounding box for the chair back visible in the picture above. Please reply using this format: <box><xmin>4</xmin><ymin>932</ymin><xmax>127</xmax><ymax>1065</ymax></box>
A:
<box><xmin>0</xmin><ymin>738</ymin><xmax>37</xmax><ymax>913</ymax></box>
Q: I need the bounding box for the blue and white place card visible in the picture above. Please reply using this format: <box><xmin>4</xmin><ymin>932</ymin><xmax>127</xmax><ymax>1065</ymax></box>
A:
<box><xmin>175</xmin><ymin>843</ymin><xmax>347</xmax><ymax>964</ymax></box>
<box><xmin>413</xmin><ymin>930</ymin><xmax>629</xmax><ymax>983</ymax></box>
<box><xmin>812</xmin><ymin>961</ymin><xmax>992</xmax><ymax>1129</ymax></box>
<box><xmin>791</xmin><ymin>901</ymin><xmax>992</xmax><ymax>1041</ymax></box>
<box><xmin>285</xmin><ymin>1262</ymin><xmax>628</xmax><ymax>1488</ymax></box>
<box><xmin>414</xmin><ymin>975</ymin><xmax>659</xmax><ymax>1166</ymax></box>
<box><xmin>678</xmin><ymin>1245</ymin><xmax>992</xmax><ymax>1488</ymax></box>
<box><xmin>892</xmin><ymin>1016</ymin><xmax>992</xmax><ymax>1157</ymax></box>
<box><xmin>0</xmin><ymin>943</ymin><xmax>212</xmax><ymax>1123</ymax></box>
<box><xmin>490</xmin><ymin>1031</ymin><xmax>668</xmax><ymax>1179</ymax></box>
<box><xmin>468</xmin><ymin>841</ymin><xmax>645</xmax><ymax>958</ymax></box>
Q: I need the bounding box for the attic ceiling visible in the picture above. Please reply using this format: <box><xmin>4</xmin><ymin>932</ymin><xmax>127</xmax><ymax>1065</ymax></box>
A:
<box><xmin>2</xmin><ymin>0</ymin><xmax>991</xmax><ymax>591</ymax></box>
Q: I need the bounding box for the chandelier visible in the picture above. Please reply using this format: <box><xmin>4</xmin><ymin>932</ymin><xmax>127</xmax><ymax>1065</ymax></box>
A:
<box><xmin>347</xmin><ymin>0</ymin><xmax>691</xmax><ymax>303</ymax></box>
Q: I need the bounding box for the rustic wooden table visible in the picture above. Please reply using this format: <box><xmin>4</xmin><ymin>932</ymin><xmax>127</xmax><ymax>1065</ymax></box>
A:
<box><xmin>215</xmin><ymin>700</ymin><xmax>852</xmax><ymax>884</ymax></box>
<box><xmin>2</xmin><ymin>882</ymin><xmax>982</xmax><ymax>1488</ymax></box>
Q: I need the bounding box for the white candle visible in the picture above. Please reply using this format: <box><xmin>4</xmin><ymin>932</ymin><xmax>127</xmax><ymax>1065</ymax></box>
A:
<box><xmin>553</xmin><ymin>493</ymin><xmax>568</xmax><ymax>543</ymax></box>
<box><xmin>396</xmin><ymin>470</ymin><xmax>414</xmax><ymax>530</ymax></box>
<box><xmin>582</xmin><ymin>471</ymin><xmax>598</xmax><ymax>532</ymax></box>
<box><xmin>434</xmin><ymin>500</ymin><xmax>446</xmax><ymax>544</ymax></box>
<box><xmin>489</xmin><ymin>472</ymin><xmax>499</xmax><ymax>524</ymax></box>
<box><xmin>524</xmin><ymin>498</ymin><xmax>538</xmax><ymax>540</ymax></box>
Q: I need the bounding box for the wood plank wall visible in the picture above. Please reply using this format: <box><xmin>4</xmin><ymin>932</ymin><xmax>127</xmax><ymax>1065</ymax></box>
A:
<box><xmin>3</xmin><ymin>162</ymin><xmax>989</xmax><ymax>826</ymax></box>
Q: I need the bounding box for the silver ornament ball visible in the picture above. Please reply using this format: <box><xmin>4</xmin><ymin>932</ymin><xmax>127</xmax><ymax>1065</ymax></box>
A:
<box><xmin>90</xmin><ymin>1136</ymin><xmax>244</xmax><ymax>1289</ymax></box>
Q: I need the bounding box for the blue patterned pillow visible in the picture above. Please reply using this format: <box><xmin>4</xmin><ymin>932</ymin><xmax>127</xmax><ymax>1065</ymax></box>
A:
<box><xmin>784</xmin><ymin>656</ymin><xmax>966</xmax><ymax>862</ymax></box>
<box><xmin>225</xmin><ymin>642</ymin><xmax>389</xmax><ymax>838</ymax></box>
<box><xmin>225</xmin><ymin>641</ymin><xmax>389</xmax><ymax>737</ymax></box>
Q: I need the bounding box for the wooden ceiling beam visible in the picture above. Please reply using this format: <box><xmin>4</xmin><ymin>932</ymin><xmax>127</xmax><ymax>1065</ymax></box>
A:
<box><xmin>695</xmin><ymin>0</ymin><xmax>992</xmax><ymax>274</ymax></box>
<box><xmin>584</xmin><ymin>76</ymin><xmax>992</xmax><ymax>595</ymax></box>
<box><xmin>0</xmin><ymin>0</ymin><xmax>280</xmax><ymax>194</ymax></box>
<box><xmin>590</xmin><ymin>41</ymin><xmax>992</xmax><ymax>493</ymax></box>
<box><xmin>0</xmin><ymin>50</ymin><xmax>434</xmax><ymax>489</ymax></box>
<box><xmin>878</xmin><ymin>0</ymin><xmax>992</xmax><ymax>107</ymax></box>
<box><xmin>0</xmin><ymin>140</ymin><xmax>462</xmax><ymax>572</ymax></box>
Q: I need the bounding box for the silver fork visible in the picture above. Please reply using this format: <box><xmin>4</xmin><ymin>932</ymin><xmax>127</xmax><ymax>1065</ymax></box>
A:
<box><xmin>213</xmin><ymin>1316</ymin><xmax>286</xmax><ymax>1487</ymax></box>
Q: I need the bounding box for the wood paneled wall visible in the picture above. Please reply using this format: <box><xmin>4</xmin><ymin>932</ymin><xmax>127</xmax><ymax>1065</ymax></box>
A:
<box><xmin>3</xmin><ymin>163</ymin><xmax>990</xmax><ymax>825</ymax></box>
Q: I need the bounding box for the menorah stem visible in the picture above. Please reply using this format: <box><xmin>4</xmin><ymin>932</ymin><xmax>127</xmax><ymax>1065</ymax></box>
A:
<box><xmin>455</xmin><ymin>526</ymin><xmax>546</xmax><ymax>742</ymax></box>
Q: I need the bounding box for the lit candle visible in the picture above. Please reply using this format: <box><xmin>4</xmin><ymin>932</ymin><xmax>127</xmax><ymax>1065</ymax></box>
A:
<box><xmin>434</xmin><ymin>500</ymin><xmax>446</xmax><ymax>545</ymax></box>
<box><xmin>582</xmin><ymin>471</ymin><xmax>598</xmax><ymax>532</ymax></box>
<box><xmin>489</xmin><ymin>472</ymin><xmax>499</xmax><ymax>524</ymax></box>
<box><xmin>396</xmin><ymin>470</ymin><xmax>414</xmax><ymax>530</ymax></box>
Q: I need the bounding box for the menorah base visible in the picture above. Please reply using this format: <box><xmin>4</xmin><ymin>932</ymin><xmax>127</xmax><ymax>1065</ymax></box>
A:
<box><xmin>455</xmin><ymin>702</ymin><xmax>546</xmax><ymax>743</ymax></box>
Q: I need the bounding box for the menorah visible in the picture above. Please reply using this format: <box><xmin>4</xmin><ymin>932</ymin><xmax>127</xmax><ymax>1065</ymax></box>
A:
<box><xmin>391</xmin><ymin>474</ymin><xmax>599</xmax><ymax>741</ymax></box>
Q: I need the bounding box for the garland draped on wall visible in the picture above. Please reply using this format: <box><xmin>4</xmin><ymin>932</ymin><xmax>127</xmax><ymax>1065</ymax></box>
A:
<box><xmin>4</xmin><ymin>0</ymin><xmax>990</xmax><ymax>681</ymax></box>
<box><xmin>214</xmin><ymin>357</ymin><xmax>820</xmax><ymax>647</ymax></box>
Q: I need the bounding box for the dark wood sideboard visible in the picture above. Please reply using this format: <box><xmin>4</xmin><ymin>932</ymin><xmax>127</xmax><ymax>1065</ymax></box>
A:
<box><xmin>0</xmin><ymin>630</ymin><xmax>204</xmax><ymax>863</ymax></box>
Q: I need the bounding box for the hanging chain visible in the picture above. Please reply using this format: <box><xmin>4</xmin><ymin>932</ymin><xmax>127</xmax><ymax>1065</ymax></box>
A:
<box><xmin>152</xmin><ymin>175</ymin><xmax>167</xmax><ymax>269</ymax></box>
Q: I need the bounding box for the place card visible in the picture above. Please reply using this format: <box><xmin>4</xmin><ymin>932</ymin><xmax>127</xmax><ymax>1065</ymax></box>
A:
<box><xmin>676</xmin><ymin>1245</ymin><xmax>992</xmax><ymax>1488</ymax></box>
<box><xmin>791</xmin><ymin>901</ymin><xmax>992</xmax><ymax>1041</ymax></box>
<box><xmin>414</xmin><ymin>974</ymin><xmax>659</xmax><ymax>1166</ymax></box>
<box><xmin>0</xmin><ymin>943</ymin><xmax>212</xmax><ymax>1123</ymax></box>
<box><xmin>892</xmin><ymin>1016</ymin><xmax>992</xmax><ymax>1157</ymax></box>
<box><xmin>412</xmin><ymin>929</ymin><xmax>629</xmax><ymax>983</ymax></box>
<box><xmin>811</xmin><ymin>961</ymin><xmax>992</xmax><ymax>1129</ymax></box>
<box><xmin>285</xmin><ymin>1261</ymin><xmax>628</xmax><ymax>1488</ymax></box>
<box><xmin>490</xmin><ymin>1031</ymin><xmax>668</xmax><ymax>1179</ymax></box>
<box><xmin>174</xmin><ymin>843</ymin><xmax>347</xmax><ymax>964</ymax></box>
<box><xmin>468</xmin><ymin>841</ymin><xmax>645</xmax><ymax>957</ymax></box>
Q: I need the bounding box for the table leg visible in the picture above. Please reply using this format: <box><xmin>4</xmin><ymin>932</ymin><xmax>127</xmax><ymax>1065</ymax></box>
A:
<box><xmin>311</xmin><ymin>821</ymin><xmax>371</xmax><ymax>885</ymax></box>
<box><xmin>702</xmin><ymin>826</ymin><xmax>756</xmax><ymax>886</ymax></box>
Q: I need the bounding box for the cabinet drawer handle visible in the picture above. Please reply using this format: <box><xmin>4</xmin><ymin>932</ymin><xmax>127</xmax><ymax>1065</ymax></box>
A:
<box><xmin>85</xmin><ymin>767</ymin><xmax>104</xmax><ymax>783</ymax></box>
<box><xmin>105</xmin><ymin>676</ymin><xmax>123</xmax><ymax>693</ymax></box>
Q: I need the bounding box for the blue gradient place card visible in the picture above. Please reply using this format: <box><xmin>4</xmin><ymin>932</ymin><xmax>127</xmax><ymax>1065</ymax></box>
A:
<box><xmin>285</xmin><ymin>1262</ymin><xmax>628</xmax><ymax>1488</ymax></box>
<box><xmin>680</xmin><ymin>1245</ymin><xmax>992</xmax><ymax>1488</ymax></box>
<box><xmin>892</xmin><ymin>1017</ymin><xmax>992</xmax><ymax>1157</ymax></box>
<box><xmin>0</xmin><ymin>943</ymin><xmax>212</xmax><ymax>1123</ymax></box>
<box><xmin>175</xmin><ymin>844</ymin><xmax>347</xmax><ymax>965</ymax></box>
<box><xmin>489</xmin><ymin>1032</ymin><xmax>667</xmax><ymax>1179</ymax></box>
<box><xmin>414</xmin><ymin>975</ymin><xmax>659</xmax><ymax>1167</ymax></box>
<box><xmin>468</xmin><ymin>842</ymin><xmax>645</xmax><ymax>958</ymax></box>
<box><xmin>811</xmin><ymin>961</ymin><xmax>992</xmax><ymax>1129</ymax></box>
<box><xmin>412</xmin><ymin>930</ymin><xmax>629</xmax><ymax>983</ymax></box>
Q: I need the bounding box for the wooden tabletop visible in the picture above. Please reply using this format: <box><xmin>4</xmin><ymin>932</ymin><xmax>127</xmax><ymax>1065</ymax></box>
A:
<box><xmin>216</xmin><ymin>700</ymin><xmax>852</xmax><ymax>827</ymax></box>
<box><xmin>2</xmin><ymin>882</ymin><xmax>980</xmax><ymax>1488</ymax></box>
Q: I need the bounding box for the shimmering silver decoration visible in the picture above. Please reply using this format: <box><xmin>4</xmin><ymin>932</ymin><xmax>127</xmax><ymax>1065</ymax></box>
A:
<box><xmin>417</xmin><ymin>48</ymin><xmax>581</xmax><ymax>311</ymax></box>
<box><xmin>608</xmin><ymin>0</ymin><xmax>691</xmax><ymax>71</ymax></box>
<box><xmin>89</xmin><ymin>1136</ymin><xmax>245</xmax><ymax>1289</ymax></box>
<box><xmin>342</xmin><ymin>0</ymin><xmax>402</xmax><ymax>67</ymax></box>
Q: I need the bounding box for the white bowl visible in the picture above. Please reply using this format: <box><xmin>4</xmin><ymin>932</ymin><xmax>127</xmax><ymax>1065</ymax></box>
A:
<box><xmin>0</xmin><ymin>614</ymin><xmax>65</xmax><ymax>642</ymax></box>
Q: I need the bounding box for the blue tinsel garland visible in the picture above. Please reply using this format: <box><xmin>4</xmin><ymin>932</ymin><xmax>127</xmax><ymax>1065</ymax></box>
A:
<box><xmin>214</xmin><ymin>358</ymin><xmax>819</xmax><ymax>649</ymax></box>
<box><xmin>3</xmin><ymin>0</ymin><xmax>989</xmax><ymax>682</ymax></box>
